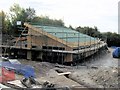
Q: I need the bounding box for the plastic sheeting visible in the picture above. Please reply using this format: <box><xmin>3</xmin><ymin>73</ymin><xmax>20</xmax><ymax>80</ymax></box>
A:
<box><xmin>0</xmin><ymin>61</ymin><xmax>35</xmax><ymax>78</ymax></box>
<box><xmin>0</xmin><ymin>83</ymin><xmax>10</xmax><ymax>89</ymax></box>
<box><xmin>112</xmin><ymin>47</ymin><xmax>120</xmax><ymax>58</ymax></box>
<box><xmin>111</xmin><ymin>46</ymin><xmax>117</xmax><ymax>49</ymax></box>
<box><xmin>8</xmin><ymin>59</ymin><xmax>21</xmax><ymax>64</ymax></box>
<box><xmin>0</xmin><ymin>67</ymin><xmax>15</xmax><ymax>83</ymax></box>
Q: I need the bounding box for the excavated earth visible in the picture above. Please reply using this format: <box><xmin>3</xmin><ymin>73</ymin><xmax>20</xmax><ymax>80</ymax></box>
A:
<box><xmin>18</xmin><ymin>48</ymin><xmax>119</xmax><ymax>89</ymax></box>
<box><xmin>0</xmin><ymin>48</ymin><xmax>119</xmax><ymax>89</ymax></box>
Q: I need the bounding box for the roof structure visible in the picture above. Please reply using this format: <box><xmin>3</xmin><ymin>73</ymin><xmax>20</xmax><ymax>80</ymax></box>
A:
<box><xmin>24</xmin><ymin>23</ymin><xmax>99</xmax><ymax>48</ymax></box>
<box><xmin>33</xmin><ymin>25</ymin><xmax>96</xmax><ymax>43</ymax></box>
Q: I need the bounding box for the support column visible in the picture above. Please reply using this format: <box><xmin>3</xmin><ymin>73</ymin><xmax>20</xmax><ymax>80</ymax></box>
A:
<box><xmin>37</xmin><ymin>52</ymin><xmax>43</xmax><ymax>60</ymax></box>
<box><xmin>64</xmin><ymin>53</ymin><xmax>73</xmax><ymax>62</ymax></box>
<box><xmin>27</xmin><ymin>51</ymin><xmax>32</xmax><ymax>60</ymax></box>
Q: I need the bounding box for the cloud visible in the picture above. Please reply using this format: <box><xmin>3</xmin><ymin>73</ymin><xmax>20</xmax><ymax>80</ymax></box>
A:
<box><xmin>0</xmin><ymin>0</ymin><xmax>119</xmax><ymax>33</ymax></box>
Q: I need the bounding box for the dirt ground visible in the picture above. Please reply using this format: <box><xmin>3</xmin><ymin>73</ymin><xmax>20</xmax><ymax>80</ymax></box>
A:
<box><xmin>17</xmin><ymin>48</ymin><xmax>119</xmax><ymax>89</ymax></box>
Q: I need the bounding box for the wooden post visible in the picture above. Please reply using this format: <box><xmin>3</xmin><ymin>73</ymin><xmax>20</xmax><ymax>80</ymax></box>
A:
<box><xmin>27</xmin><ymin>51</ymin><xmax>32</xmax><ymax>60</ymax></box>
<box><xmin>64</xmin><ymin>53</ymin><xmax>73</xmax><ymax>62</ymax></box>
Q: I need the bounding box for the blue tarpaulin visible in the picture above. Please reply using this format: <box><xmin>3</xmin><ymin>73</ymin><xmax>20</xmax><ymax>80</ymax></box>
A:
<box><xmin>111</xmin><ymin>46</ymin><xmax>117</xmax><ymax>49</ymax></box>
<box><xmin>112</xmin><ymin>47</ymin><xmax>120</xmax><ymax>58</ymax></box>
<box><xmin>0</xmin><ymin>61</ymin><xmax>35</xmax><ymax>78</ymax></box>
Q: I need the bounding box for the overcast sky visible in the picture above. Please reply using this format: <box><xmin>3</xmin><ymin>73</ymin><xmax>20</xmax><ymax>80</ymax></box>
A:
<box><xmin>0</xmin><ymin>0</ymin><xmax>119</xmax><ymax>33</ymax></box>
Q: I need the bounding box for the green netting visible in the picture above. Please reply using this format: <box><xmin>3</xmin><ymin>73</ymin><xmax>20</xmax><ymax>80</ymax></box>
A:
<box><xmin>33</xmin><ymin>25</ymin><xmax>96</xmax><ymax>43</ymax></box>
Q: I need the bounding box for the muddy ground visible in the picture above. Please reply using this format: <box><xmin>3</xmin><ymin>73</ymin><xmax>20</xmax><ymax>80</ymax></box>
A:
<box><xmin>17</xmin><ymin>48</ymin><xmax>119</xmax><ymax>89</ymax></box>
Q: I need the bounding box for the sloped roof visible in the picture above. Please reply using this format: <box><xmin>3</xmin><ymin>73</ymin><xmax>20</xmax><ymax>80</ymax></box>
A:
<box><xmin>24</xmin><ymin>23</ymin><xmax>98</xmax><ymax>48</ymax></box>
<box><xmin>33</xmin><ymin>25</ymin><xmax>96</xmax><ymax>43</ymax></box>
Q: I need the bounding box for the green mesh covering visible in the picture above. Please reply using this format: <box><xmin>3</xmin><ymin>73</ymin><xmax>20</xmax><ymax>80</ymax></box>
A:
<box><xmin>33</xmin><ymin>25</ymin><xmax>96</xmax><ymax>43</ymax></box>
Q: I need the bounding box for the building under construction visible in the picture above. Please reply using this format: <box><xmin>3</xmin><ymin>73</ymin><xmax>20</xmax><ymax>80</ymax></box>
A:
<box><xmin>1</xmin><ymin>23</ymin><xmax>107</xmax><ymax>64</ymax></box>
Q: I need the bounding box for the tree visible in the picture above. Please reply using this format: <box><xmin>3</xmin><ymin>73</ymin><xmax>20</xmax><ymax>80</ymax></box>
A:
<box><xmin>76</xmin><ymin>26</ymin><xmax>103</xmax><ymax>39</ymax></box>
<box><xmin>0</xmin><ymin>11</ymin><xmax>11</xmax><ymax>34</ymax></box>
<box><xmin>4</xmin><ymin>3</ymin><xmax>65</xmax><ymax>36</ymax></box>
<box><xmin>0</xmin><ymin>11</ymin><xmax>5</xmax><ymax>33</ymax></box>
<box><xmin>26</xmin><ymin>7</ymin><xmax>36</xmax><ymax>22</ymax></box>
<box><xmin>69</xmin><ymin>25</ymin><xmax>74</xmax><ymax>30</ymax></box>
<box><xmin>8</xmin><ymin>3</ymin><xmax>36</xmax><ymax>36</ymax></box>
<box><xmin>76</xmin><ymin>26</ymin><xmax>120</xmax><ymax>46</ymax></box>
<box><xmin>31</xmin><ymin>16</ymin><xmax>64</xmax><ymax>27</ymax></box>
<box><xmin>9</xmin><ymin>3</ymin><xmax>35</xmax><ymax>24</ymax></box>
<box><xmin>102</xmin><ymin>32</ymin><xmax>120</xmax><ymax>47</ymax></box>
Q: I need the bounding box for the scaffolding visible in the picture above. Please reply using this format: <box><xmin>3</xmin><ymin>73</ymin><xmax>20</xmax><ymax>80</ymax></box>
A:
<box><xmin>6</xmin><ymin>23</ymin><xmax>107</xmax><ymax>64</ymax></box>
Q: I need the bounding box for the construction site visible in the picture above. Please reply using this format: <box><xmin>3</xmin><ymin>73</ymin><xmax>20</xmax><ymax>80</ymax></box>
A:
<box><xmin>1</xmin><ymin>22</ymin><xmax>107</xmax><ymax>64</ymax></box>
<box><xmin>0</xmin><ymin>15</ymin><xmax>119</xmax><ymax>89</ymax></box>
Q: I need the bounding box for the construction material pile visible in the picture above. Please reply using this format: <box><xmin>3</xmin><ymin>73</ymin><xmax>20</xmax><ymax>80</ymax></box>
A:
<box><xmin>0</xmin><ymin>58</ymin><xmax>56</xmax><ymax>89</ymax></box>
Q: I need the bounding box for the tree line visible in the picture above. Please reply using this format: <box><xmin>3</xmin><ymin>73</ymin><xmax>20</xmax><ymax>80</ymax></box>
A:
<box><xmin>74</xmin><ymin>26</ymin><xmax>120</xmax><ymax>47</ymax></box>
<box><xmin>1</xmin><ymin>3</ymin><xmax>120</xmax><ymax>47</ymax></box>
<box><xmin>1</xmin><ymin>3</ymin><xmax>64</xmax><ymax>36</ymax></box>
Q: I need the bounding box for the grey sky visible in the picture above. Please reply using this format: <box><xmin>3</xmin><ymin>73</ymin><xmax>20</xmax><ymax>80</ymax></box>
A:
<box><xmin>0</xmin><ymin>0</ymin><xmax>119</xmax><ymax>33</ymax></box>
